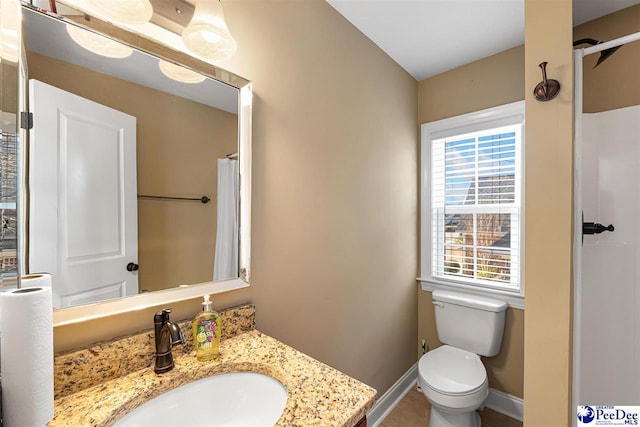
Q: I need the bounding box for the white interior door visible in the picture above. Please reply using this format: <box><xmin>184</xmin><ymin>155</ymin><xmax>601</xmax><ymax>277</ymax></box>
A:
<box><xmin>29</xmin><ymin>79</ymin><xmax>138</xmax><ymax>308</ymax></box>
<box><xmin>578</xmin><ymin>105</ymin><xmax>640</xmax><ymax>405</ymax></box>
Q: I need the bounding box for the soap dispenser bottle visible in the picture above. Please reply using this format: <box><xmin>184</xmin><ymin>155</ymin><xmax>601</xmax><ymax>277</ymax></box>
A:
<box><xmin>192</xmin><ymin>294</ymin><xmax>222</xmax><ymax>361</ymax></box>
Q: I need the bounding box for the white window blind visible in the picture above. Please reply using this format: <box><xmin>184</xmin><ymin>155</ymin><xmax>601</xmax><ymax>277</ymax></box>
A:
<box><xmin>431</xmin><ymin>124</ymin><xmax>521</xmax><ymax>291</ymax></box>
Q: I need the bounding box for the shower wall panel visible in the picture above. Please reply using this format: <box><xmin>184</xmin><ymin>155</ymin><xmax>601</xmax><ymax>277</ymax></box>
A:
<box><xmin>579</xmin><ymin>105</ymin><xmax>640</xmax><ymax>405</ymax></box>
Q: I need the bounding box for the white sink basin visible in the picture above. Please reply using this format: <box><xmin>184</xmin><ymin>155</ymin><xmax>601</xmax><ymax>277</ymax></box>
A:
<box><xmin>113</xmin><ymin>372</ymin><xmax>288</xmax><ymax>427</ymax></box>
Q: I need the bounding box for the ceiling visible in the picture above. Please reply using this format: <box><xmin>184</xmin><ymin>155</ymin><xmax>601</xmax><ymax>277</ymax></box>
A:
<box><xmin>326</xmin><ymin>0</ymin><xmax>640</xmax><ymax>81</ymax></box>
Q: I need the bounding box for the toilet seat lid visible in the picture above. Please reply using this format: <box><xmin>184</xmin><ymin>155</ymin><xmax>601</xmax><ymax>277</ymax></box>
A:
<box><xmin>419</xmin><ymin>345</ymin><xmax>487</xmax><ymax>395</ymax></box>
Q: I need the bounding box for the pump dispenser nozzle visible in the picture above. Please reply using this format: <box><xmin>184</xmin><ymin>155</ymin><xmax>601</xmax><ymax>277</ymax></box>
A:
<box><xmin>202</xmin><ymin>294</ymin><xmax>213</xmax><ymax>311</ymax></box>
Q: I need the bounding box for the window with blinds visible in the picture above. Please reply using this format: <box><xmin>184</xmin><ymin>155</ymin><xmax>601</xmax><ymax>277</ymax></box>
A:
<box><xmin>431</xmin><ymin>124</ymin><xmax>522</xmax><ymax>291</ymax></box>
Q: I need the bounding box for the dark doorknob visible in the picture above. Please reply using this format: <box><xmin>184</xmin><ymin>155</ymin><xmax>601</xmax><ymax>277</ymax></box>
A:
<box><xmin>127</xmin><ymin>262</ymin><xmax>139</xmax><ymax>272</ymax></box>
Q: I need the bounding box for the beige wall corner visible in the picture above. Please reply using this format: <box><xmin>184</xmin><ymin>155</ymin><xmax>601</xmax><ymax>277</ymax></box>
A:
<box><xmin>523</xmin><ymin>0</ymin><xmax>574</xmax><ymax>425</ymax></box>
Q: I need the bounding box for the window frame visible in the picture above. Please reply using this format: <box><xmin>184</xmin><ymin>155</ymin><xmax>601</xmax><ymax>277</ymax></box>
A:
<box><xmin>419</xmin><ymin>101</ymin><xmax>525</xmax><ymax>309</ymax></box>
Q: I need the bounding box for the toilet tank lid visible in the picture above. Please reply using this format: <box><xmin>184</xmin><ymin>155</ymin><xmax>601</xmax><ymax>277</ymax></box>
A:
<box><xmin>433</xmin><ymin>290</ymin><xmax>508</xmax><ymax>312</ymax></box>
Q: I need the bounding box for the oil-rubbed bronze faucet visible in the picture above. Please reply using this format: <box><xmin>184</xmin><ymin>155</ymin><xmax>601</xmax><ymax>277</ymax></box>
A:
<box><xmin>153</xmin><ymin>308</ymin><xmax>184</xmax><ymax>374</ymax></box>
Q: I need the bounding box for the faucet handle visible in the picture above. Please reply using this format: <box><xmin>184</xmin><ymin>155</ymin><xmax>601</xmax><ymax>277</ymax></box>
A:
<box><xmin>154</xmin><ymin>308</ymin><xmax>173</xmax><ymax>324</ymax></box>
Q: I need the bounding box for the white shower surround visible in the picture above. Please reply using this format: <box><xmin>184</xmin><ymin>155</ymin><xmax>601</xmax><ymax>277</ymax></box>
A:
<box><xmin>573</xmin><ymin>31</ymin><xmax>640</xmax><ymax>424</ymax></box>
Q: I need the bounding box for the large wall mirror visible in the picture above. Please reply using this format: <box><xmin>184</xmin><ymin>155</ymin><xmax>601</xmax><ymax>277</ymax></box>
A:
<box><xmin>0</xmin><ymin>0</ymin><xmax>251</xmax><ymax>325</ymax></box>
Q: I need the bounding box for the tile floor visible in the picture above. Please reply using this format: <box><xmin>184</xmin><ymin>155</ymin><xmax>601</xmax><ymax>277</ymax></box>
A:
<box><xmin>380</xmin><ymin>389</ymin><xmax>523</xmax><ymax>427</ymax></box>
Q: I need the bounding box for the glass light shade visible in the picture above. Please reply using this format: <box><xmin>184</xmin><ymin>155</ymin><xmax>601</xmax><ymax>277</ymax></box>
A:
<box><xmin>158</xmin><ymin>60</ymin><xmax>206</xmax><ymax>84</ymax></box>
<box><xmin>67</xmin><ymin>25</ymin><xmax>134</xmax><ymax>58</ymax></box>
<box><xmin>182</xmin><ymin>0</ymin><xmax>237</xmax><ymax>61</ymax></box>
<box><xmin>0</xmin><ymin>0</ymin><xmax>20</xmax><ymax>63</ymax></box>
<box><xmin>83</xmin><ymin>0</ymin><xmax>153</xmax><ymax>25</ymax></box>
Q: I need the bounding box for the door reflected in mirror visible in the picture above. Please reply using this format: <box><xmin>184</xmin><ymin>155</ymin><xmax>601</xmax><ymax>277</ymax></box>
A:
<box><xmin>20</xmin><ymin>5</ymin><xmax>244</xmax><ymax>308</ymax></box>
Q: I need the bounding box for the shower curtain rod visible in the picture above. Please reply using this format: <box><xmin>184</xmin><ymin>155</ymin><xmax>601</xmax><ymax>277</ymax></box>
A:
<box><xmin>577</xmin><ymin>31</ymin><xmax>640</xmax><ymax>56</ymax></box>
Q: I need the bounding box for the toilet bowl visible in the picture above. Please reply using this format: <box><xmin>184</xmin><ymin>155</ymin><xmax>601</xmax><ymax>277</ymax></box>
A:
<box><xmin>417</xmin><ymin>290</ymin><xmax>507</xmax><ymax>427</ymax></box>
<box><xmin>418</xmin><ymin>345</ymin><xmax>488</xmax><ymax>427</ymax></box>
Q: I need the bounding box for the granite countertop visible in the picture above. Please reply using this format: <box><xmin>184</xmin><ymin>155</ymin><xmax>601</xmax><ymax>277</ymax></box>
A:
<box><xmin>51</xmin><ymin>330</ymin><xmax>377</xmax><ymax>426</ymax></box>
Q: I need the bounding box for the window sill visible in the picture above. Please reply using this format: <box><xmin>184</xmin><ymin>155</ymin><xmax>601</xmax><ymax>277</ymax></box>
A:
<box><xmin>417</xmin><ymin>277</ymin><xmax>524</xmax><ymax>310</ymax></box>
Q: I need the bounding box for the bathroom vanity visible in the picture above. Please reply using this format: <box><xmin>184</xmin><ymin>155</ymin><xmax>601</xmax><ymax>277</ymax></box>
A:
<box><xmin>51</xmin><ymin>304</ymin><xmax>376</xmax><ymax>426</ymax></box>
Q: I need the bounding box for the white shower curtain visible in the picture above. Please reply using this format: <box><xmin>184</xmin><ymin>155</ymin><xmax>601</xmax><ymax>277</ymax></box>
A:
<box><xmin>213</xmin><ymin>158</ymin><xmax>239</xmax><ymax>281</ymax></box>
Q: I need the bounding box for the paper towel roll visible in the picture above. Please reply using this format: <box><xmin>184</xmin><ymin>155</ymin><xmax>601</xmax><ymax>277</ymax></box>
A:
<box><xmin>1</xmin><ymin>287</ymin><xmax>54</xmax><ymax>427</ymax></box>
<box><xmin>21</xmin><ymin>273</ymin><xmax>52</xmax><ymax>289</ymax></box>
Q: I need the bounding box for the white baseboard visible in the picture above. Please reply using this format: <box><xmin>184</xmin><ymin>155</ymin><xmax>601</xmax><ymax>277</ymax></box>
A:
<box><xmin>367</xmin><ymin>363</ymin><xmax>418</xmax><ymax>427</ymax></box>
<box><xmin>484</xmin><ymin>388</ymin><xmax>524</xmax><ymax>422</ymax></box>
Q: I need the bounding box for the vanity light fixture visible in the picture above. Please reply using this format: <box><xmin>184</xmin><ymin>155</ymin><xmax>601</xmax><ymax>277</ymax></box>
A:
<box><xmin>83</xmin><ymin>0</ymin><xmax>153</xmax><ymax>25</ymax></box>
<box><xmin>158</xmin><ymin>60</ymin><xmax>206</xmax><ymax>83</ymax></box>
<box><xmin>0</xmin><ymin>0</ymin><xmax>20</xmax><ymax>63</ymax></box>
<box><xmin>66</xmin><ymin>24</ymin><xmax>134</xmax><ymax>58</ymax></box>
<box><xmin>181</xmin><ymin>0</ymin><xmax>237</xmax><ymax>61</ymax></box>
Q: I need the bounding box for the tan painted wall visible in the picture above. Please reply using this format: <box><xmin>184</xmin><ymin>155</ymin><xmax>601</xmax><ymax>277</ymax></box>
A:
<box><xmin>417</xmin><ymin>46</ymin><xmax>525</xmax><ymax>398</ymax></box>
<box><xmin>523</xmin><ymin>0</ymin><xmax>574</xmax><ymax>425</ymax></box>
<box><xmin>53</xmin><ymin>0</ymin><xmax>418</xmax><ymax>395</ymax></box>
<box><xmin>1</xmin><ymin>62</ymin><xmax>17</xmax><ymax>114</ymax></box>
<box><xmin>574</xmin><ymin>4</ymin><xmax>640</xmax><ymax>113</ymax></box>
<box><xmin>27</xmin><ymin>52</ymin><xmax>238</xmax><ymax>294</ymax></box>
<box><xmin>418</xmin><ymin>45</ymin><xmax>525</xmax><ymax>124</ymax></box>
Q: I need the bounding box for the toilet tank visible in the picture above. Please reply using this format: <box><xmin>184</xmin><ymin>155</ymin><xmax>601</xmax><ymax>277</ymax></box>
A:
<box><xmin>432</xmin><ymin>290</ymin><xmax>508</xmax><ymax>357</ymax></box>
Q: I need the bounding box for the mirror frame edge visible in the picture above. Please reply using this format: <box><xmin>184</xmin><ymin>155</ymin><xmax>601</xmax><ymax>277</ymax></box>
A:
<box><xmin>10</xmin><ymin>2</ymin><xmax>252</xmax><ymax>326</ymax></box>
<box><xmin>53</xmin><ymin>279</ymin><xmax>251</xmax><ymax>326</ymax></box>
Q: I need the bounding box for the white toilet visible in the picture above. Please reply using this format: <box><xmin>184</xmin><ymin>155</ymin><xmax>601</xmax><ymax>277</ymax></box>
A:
<box><xmin>418</xmin><ymin>290</ymin><xmax>507</xmax><ymax>427</ymax></box>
